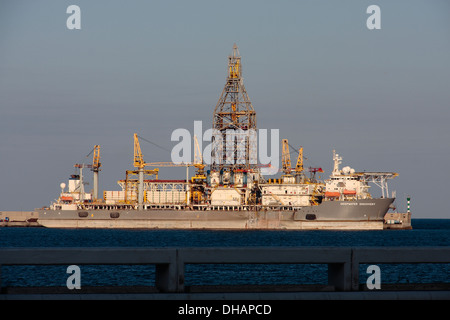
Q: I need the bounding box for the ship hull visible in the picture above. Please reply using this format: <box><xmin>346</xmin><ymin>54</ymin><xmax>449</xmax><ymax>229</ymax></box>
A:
<box><xmin>36</xmin><ymin>198</ymin><xmax>394</xmax><ymax>230</ymax></box>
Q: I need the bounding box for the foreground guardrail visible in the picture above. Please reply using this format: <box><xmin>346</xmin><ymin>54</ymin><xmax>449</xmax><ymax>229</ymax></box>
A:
<box><xmin>0</xmin><ymin>247</ymin><xmax>449</xmax><ymax>293</ymax></box>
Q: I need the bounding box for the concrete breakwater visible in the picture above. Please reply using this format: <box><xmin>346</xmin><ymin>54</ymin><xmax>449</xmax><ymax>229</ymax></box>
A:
<box><xmin>0</xmin><ymin>211</ymin><xmax>41</xmax><ymax>227</ymax></box>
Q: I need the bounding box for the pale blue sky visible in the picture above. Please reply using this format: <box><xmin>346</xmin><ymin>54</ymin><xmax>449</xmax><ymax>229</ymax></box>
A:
<box><xmin>1</xmin><ymin>0</ymin><xmax>449</xmax><ymax>217</ymax></box>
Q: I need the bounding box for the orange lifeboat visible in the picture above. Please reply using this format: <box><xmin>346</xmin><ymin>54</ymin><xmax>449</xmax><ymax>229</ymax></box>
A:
<box><xmin>325</xmin><ymin>192</ymin><xmax>340</xmax><ymax>198</ymax></box>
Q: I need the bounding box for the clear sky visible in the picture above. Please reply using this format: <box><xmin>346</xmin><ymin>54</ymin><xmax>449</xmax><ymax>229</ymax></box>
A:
<box><xmin>1</xmin><ymin>0</ymin><xmax>449</xmax><ymax>218</ymax></box>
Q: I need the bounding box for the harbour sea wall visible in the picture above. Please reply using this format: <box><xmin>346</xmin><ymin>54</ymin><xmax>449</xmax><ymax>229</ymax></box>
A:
<box><xmin>0</xmin><ymin>211</ymin><xmax>40</xmax><ymax>227</ymax></box>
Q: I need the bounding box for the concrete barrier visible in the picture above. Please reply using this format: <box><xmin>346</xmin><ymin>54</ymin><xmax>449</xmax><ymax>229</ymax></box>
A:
<box><xmin>1</xmin><ymin>247</ymin><xmax>449</xmax><ymax>299</ymax></box>
<box><xmin>0</xmin><ymin>248</ymin><xmax>178</xmax><ymax>292</ymax></box>
<box><xmin>176</xmin><ymin>247</ymin><xmax>352</xmax><ymax>291</ymax></box>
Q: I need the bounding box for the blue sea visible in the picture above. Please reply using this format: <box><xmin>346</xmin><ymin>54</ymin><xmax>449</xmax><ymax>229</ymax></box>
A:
<box><xmin>0</xmin><ymin>219</ymin><xmax>449</xmax><ymax>288</ymax></box>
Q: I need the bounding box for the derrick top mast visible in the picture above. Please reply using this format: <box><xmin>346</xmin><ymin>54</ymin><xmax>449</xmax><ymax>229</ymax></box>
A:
<box><xmin>228</xmin><ymin>44</ymin><xmax>241</xmax><ymax>80</ymax></box>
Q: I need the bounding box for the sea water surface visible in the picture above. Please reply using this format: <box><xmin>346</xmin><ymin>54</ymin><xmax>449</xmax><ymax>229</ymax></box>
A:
<box><xmin>0</xmin><ymin>219</ymin><xmax>449</xmax><ymax>287</ymax></box>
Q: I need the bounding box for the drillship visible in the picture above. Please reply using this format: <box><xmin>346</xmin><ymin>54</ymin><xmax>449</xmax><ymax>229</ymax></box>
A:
<box><xmin>37</xmin><ymin>45</ymin><xmax>398</xmax><ymax>230</ymax></box>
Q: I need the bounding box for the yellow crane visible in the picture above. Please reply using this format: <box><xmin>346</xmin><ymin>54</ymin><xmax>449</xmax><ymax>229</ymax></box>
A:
<box><xmin>134</xmin><ymin>133</ymin><xmax>145</xmax><ymax>169</ymax></box>
<box><xmin>281</xmin><ymin>139</ymin><xmax>291</xmax><ymax>175</ymax></box>
<box><xmin>132</xmin><ymin>134</ymin><xmax>160</xmax><ymax>208</ymax></box>
<box><xmin>282</xmin><ymin>139</ymin><xmax>304</xmax><ymax>175</ymax></box>
<box><xmin>91</xmin><ymin>145</ymin><xmax>101</xmax><ymax>201</ymax></box>
<box><xmin>78</xmin><ymin>145</ymin><xmax>102</xmax><ymax>201</ymax></box>
<box><xmin>295</xmin><ymin>147</ymin><xmax>303</xmax><ymax>174</ymax></box>
<box><xmin>281</xmin><ymin>139</ymin><xmax>306</xmax><ymax>184</ymax></box>
<box><xmin>132</xmin><ymin>133</ymin><xmax>161</xmax><ymax>172</ymax></box>
<box><xmin>143</xmin><ymin>135</ymin><xmax>207</xmax><ymax>205</ymax></box>
<box><xmin>92</xmin><ymin>145</ymin><xmax>101</xmax><ymax>170</ymax></box>
<box><xmin>133</xmin><ymin>134</ymin><xmax>206</xmax><ymax>206</ymax></box>
<box><xmin>141</xmin><ymin>135</ymin><xmax>204</xmax><ymax>171</ymax></box>
<box><xmin>193</xmin><ymin>135</ymin><xmax>205</xmax><ymax>173</ymax></box>
<box><xmin>191</xmin><ymin>135</ymin><xmax>206</xmax><ymax>203</ymax></box>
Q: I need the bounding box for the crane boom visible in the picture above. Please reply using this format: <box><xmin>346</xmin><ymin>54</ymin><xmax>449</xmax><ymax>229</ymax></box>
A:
<box><xmin>134</xmin><ymin>134</ymin><xmax>192</xmax><ymax>168</ymax></box>
<box><xmin>281</xmin><ymin>139</ymin><xmax>291</xmax><ymax>174</ymax></box>
<box><xmin>144</xmin><ymin>162</ymin><xmax>190</xmax><ymax>167</ymax></box>
<box><xmin>92</xmin><ymin>145</ymin><xmax>101</xmax><ymax>171</ymax></box>
<box><xmin>134</xmin><ymin>133</ymin><xmax>145</xmax><ymax>168</ymax></box>
<box><xmin>295</xmin><ymin>147</ymin><xmax>303</xmax><ymax>174</ymax></box>
<box><xmin>194</xmin><ymin>135</ymin><xmax>202</xmax><ymax>165</ymax></box>
<box><xmin>193</xmin><ymin>135</ymin><xmax>206</xmax><ymax>173</ymax></box>
<box><xmin>92</xmin><ymin>145</ymin><xmax>101</xmax><ymax>201</ymax></box>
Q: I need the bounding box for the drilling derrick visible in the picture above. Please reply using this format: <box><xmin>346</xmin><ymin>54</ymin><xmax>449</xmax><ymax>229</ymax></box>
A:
<box><xmin>211</xmin><ymin>44</ymin><xmax>257</xmax><ymax>174</ymax></box>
